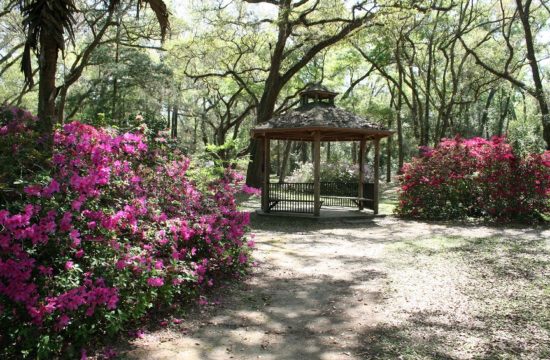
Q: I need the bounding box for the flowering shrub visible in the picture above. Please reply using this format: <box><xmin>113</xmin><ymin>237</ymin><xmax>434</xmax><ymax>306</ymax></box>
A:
<box><xmin>0</xmin><ymin>108</ymin><xmax>254</xmax><ymax>358</ymax></box>
<box><xmin>188</xmin><ymin>139</ymin><xmax>250</xmax><ymax>192</ymax></box>
<box><xmin>396</xmin><ymin>136</ymin><xmax>550</xmax><ymax>222</ymax></box>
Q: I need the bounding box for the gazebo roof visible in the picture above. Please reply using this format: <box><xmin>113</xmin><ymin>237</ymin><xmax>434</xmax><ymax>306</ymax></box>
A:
<box><xmin>299</xmin><ymin>84</ymin><xmax>339</xmax><ymax>99</ymax></box>
<box><xmin>251</xmin><ymin>89</ymin><xmax>393</xmax><ymax>141</ymax></box>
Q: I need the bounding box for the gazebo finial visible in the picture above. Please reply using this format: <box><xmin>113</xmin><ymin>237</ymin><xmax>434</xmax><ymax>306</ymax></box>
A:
<box><xmin>300</xmin><ymin>84</ymin><xmax>339</xmax><ymax>106</ymax></box>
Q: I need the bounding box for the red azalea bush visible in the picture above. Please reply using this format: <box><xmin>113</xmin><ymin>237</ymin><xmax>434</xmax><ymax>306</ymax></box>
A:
<box><xmin>0</xmin><ymin>107</ymin><xmax>255</xmax><ymax>358</ymax></box>
<box><xmin>396</xmin><ymin>136</ymin><xmax>550</xmax><ymax>222</ymax></box>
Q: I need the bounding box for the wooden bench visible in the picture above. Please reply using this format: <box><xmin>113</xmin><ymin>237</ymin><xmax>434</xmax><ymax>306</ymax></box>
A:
<box><xmin>268</xmin><ymin>198</ymin><xmax>323</xmax><ymax>211</ymax></box>
<box><xmin>320</xmin><ymin>196</ymin><xmax>373</xmax><ymax>206</ymax></box>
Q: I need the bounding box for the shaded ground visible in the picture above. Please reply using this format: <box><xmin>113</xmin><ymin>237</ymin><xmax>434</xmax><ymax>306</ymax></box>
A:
<box><xmin>116</xmin><ymin>188</ymin><xmax>550</xmax><ymax>359</ymax></box>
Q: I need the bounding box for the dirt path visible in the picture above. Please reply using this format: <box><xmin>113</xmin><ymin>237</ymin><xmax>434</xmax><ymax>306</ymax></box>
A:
<box><xmin>119</xmin><ymin>216</ymin><xmax>550</xmax><ymax>360</ymax></box>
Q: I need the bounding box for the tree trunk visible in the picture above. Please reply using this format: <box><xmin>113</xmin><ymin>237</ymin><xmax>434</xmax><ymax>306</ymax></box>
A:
<box><xmin>278</xmin><ymin>141</ymin><xmax>292</xmax><ymax>183</ymax></box>
<box><xmin>396</xmin><ymin>79</ymin><xmax>404</xmax><ymax>174</ymax></box>
<box><xmin>276</xmin><ymin>140</ymin><xmax>281</xmax><ymax>176</ymax></box>
<box><xmin>386</xmin><ymin>123</ymin><xmax>392</xmax><ymax>183</ymax></box>
<box><xmin>112</xmin><ymin>18</ymin><xmax>121</xmax><ymax>122</ymax></box>
<box><xmin>424</xmin><ymin>39</ymin><xmax>433</xmax><ymax>146</ymax></box>
<box><xmin>409</xmin><ymin>64</ymin><xmax>421</xmax><ymax>144</ymax></box>
<box><xmin>373</xmin><ymin>139</ymin><xmax>380</xmax><ymax>214</ymax></box>
<box><xmin>480</xmin><ymin>88</ymin><xmax>496</xmax><ymax>137</ymax></box>
<box><xmin>245</xmin><ymin>76</ymin><xmax>283</xmax><ymax>186</ymax></box>
<box><xmin>516</xmin><ymin>0</ymin><xmax>550</xmax><ymax>148</ymax></box>
<box><xmin>193</xmin><ymin>116</ymin><xmax>198</xmax><ymax>151</ymax></box>
<box><xmin>393</xmin><ymin>45</ymin><xmax>405</xmax><ymax>173</ymax></box>
<box><xmin>37</xmin><ymin>31</ymin><xmax>59</xmax><ymax>147</ymax></box>
<box><xmin>56</xmin><ymin>85</ymin><xmax>68</xmax><ymax>124</ymax></box>
<box><xmin>300</xmin><ymin>141</ymin><xmax>308</xmax><ymax>163</ymax></box>
<box><xmin>358</xmin><ymin>139</ymin><xmax>365</xmax><ymax>210</ymax></box>
<box><xmin>497</xmin><ymin>92</ymin><xmax>511</xmax><ymax>136</ymax></box>
<box><xmin>171</xmin><ymin>105</ymin><xmax>178</xmax><ymax>138</ymax></box>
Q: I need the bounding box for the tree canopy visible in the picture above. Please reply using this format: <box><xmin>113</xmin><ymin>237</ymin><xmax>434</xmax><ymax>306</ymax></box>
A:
<box><xmin>1</xmin><ymin>0</ymin><xmax>549</xmax><ymax>182</ymax></box>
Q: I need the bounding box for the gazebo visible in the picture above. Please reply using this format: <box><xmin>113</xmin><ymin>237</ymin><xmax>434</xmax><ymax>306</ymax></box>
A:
<box><xmin>251</xmin><ymin>85</ymin><xmax>393</xmax><ymax>217</ymax></box>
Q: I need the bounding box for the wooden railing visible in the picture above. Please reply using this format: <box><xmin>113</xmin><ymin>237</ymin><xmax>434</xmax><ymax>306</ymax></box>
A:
<box><xmin>267</xmin><ymin>182</ymin><xmax>374</xmax><ymax>213</ymax></box>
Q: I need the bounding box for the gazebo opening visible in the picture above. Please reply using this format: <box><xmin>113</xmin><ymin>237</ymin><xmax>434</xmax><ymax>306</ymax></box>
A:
<box><xmin>251</xmin><ymin>85</ymin><xmax>394</xmax><ymax>217</ymax></box>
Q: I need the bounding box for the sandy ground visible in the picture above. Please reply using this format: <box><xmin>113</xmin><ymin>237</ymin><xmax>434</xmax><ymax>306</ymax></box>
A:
<box><xmin>115</xmin><ymin>211</ymin><xmax>550</xmax><ymax>360</ymax></box>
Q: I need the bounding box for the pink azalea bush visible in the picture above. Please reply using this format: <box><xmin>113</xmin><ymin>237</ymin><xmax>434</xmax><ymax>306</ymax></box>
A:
<box><xmin>396</xmin><ymin>136</ymin><xmax>550</xmax><ymax>222</ymax></box>
<box><xmin>0</xmin><ymin>108</ymin><xmax>254</xmax><ymax>357</ymax></box>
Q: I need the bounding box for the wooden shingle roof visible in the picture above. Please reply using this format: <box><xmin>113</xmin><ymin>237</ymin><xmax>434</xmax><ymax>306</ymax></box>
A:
<box><xmin>252</xmin><ymin>102</ymin><xmax>393</xmax><ymax>141</ymax></box>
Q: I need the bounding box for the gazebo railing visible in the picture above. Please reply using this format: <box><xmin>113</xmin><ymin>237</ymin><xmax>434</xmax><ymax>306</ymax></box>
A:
<box><xmin>267</xmin><ymin>182</ymin><xmax>374</xmax><ymax>213</ymax></box>
<box><xmin>267</xmin><ymin>182</ymin><xmax>314</xmax><ymax>213</ymax></box>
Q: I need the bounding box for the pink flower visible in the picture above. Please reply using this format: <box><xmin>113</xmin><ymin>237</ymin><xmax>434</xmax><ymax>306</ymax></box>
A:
<box><xmin>70</xmin><ymin>229</ymin><xmax>81</xmax><ymax>247</ymax></box>
<box><xmin>198</xmin><ymin>297</ymin><xmax>208</xmax><ymax>306</ymax></box>
<box><xmin>56</xmin><ymin>314</ymin><xmax>70</xmax><ymax>330</ymax></box>
<box><xmin>72</xmin><ymin>199</ymin><xmax>83</xmax><ymax>211</ymax></box>
<box><xmin>238</xmin><ymin>253</ymin><xmax>248</xmax><ymax>264</ymax></box>
<box><xmin>115</xmin><ymin>259</ymin><xmax>127</xmax><ymax>270</ymax></box>
<box><xmin>53</xmin><ymin>153</ymin><xmax>66</xmax><ymax>165</ymax></box>
<box><xmin>38</xmin><ymin>265</ymin><xmax>53</xmax><ymax>276</ymax></box>
<box><xmin>60</xmin><ymin>212</ymin><xmax>72</xmax><ymax>231</ymax></box>
<box><xmin>147</xmin><ymin>277</ymin><xmax>164</xmax><ymax>287</ymax></box>
<box><xmin>242</xmin><ymin>184</ymin><xmax>261</xmax><ymax>195</ymax></box>
<box><xmin>24</xmin><ymin>185</ymin><xmax>42</xmax><ymax>196</ymax></box>
<box><xmin>0</xmin><ymin>113</ymin><xmax>257</xmax><ymax>351</ymax></box>
<box><xmin>42</xmin><ymin>179</ymin><xmax>60</xmax><ymax>197</ymax></box>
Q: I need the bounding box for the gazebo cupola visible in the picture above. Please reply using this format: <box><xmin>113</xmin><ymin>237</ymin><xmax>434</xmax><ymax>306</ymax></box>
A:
<box><xmin>299</xmin><ymin>84</ymin><xmax>338</xmax><ymax>106</ymax></box>
<box><xmin>251</xmin><ymin>84</ymin><xmax>394</xmax><ymax>217</ymax></box>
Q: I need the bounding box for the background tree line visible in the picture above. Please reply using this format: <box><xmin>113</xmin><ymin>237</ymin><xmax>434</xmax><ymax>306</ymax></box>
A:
<box><xmin>1</xmin><ymin>0</ymin><xmax>549</xmax><ymax>185</ymax></box>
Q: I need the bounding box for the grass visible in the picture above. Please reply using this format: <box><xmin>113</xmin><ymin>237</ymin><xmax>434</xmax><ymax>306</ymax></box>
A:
<box><xmin>367</xmin><ymin>232</ymin><xmax>550</xmax><ymax>359</ymax></box>
<box><xmin>379</xmin><ymin>182</ymin><xmax>399</xmax><ymax>215</ymax></box>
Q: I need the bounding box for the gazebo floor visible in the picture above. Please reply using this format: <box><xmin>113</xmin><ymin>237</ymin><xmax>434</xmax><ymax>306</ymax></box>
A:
<box><xmin>254</xmin><ymin>207</ymin><xmax>385</xmax><ymax>222</ymax></box>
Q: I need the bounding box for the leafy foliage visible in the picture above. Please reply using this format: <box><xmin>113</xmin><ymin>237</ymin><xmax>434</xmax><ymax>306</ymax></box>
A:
<box><xmin>396</xmin><ymin>136</ymin><xmax>550</xmax><ymax>222</ymax></box>
<box><xmin>184</xmin><ymin>140</ymin><xmax>250</xmax><ymax>194</ymax></box>
<box><xmin>0</xmin><ymin>108</ymin><xmax>254</xmax><ymax>358</ymax></box>
<box><xmin>0</xmin><ymin>107</ymin><xmax>49</xmax><ymax>204</ymax></box>
<box><xmin>286</xmin><ymin>160</ymin><xmax>369</xmax><ymax>183</ymax></box>
<box><xmin>20</xmin><ymin>0</ymin><xmax>77</xmax><ymax>86</ymax></box>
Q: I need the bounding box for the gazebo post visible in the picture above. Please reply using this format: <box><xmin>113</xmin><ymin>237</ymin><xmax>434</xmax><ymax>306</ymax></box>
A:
<box><xmin>262</xmin><ymin>137</ymin><xmax>271</xmax><ymax>213</ymax></box>
<box><xmin>373</xmin><ymin>138</ymin><xmax>380</xmax><ymax>214</ymax></box>
<box><xmin>358</xmin><ymin>138</ymin><xmax>366</xmax><ymax>211</ymax></box>
<box><xmin>313</xmin><ymin>132</ymin><xmax>321</xmax><ymax>216</ymax></box>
